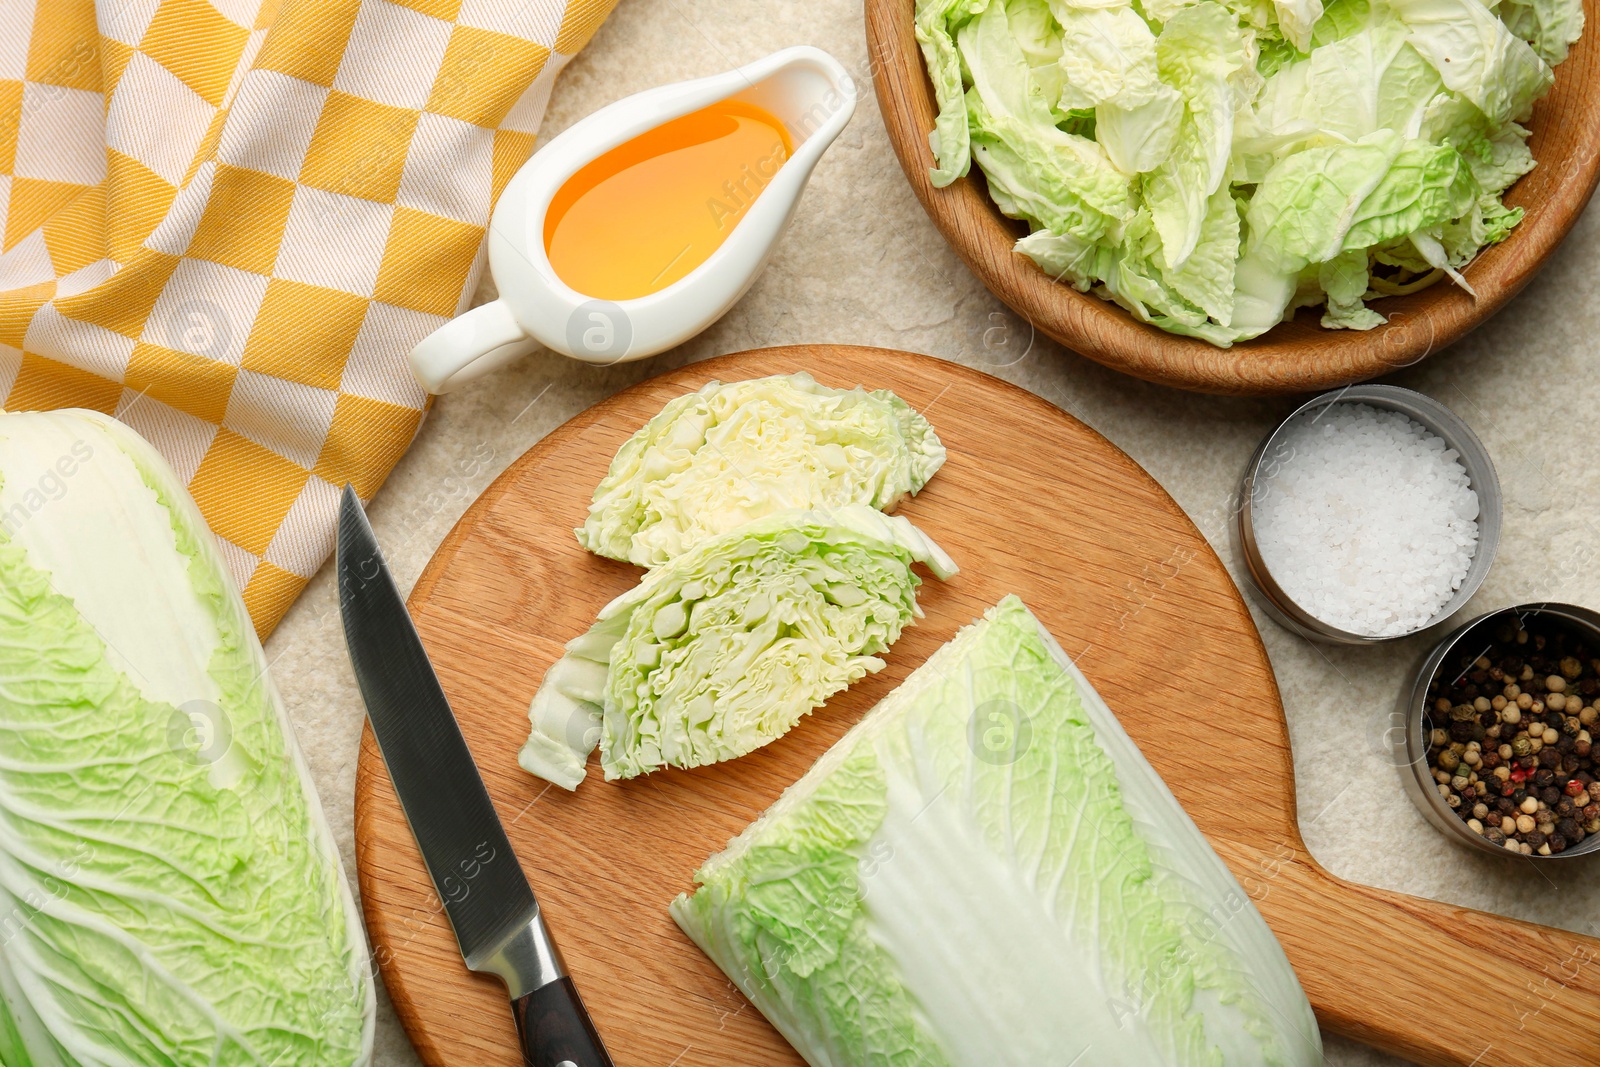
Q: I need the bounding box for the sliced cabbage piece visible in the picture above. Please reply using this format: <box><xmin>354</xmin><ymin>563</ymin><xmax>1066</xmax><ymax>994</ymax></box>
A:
<box><xmin>1389</xmin><ymin>0</ymin><xmax>1553</xmax><ymax>127</ymax></box>
<box><xmin>1096</xmin><ymin>85</ymin><xmax>1185</xmax><ymax>174</ymax></box>
<box><xmin>1015</xmin><ymin>226</ymin><xmax>1118</xmax><ymax>289</ymax></box>
<box><xmin>1342</xmin><ymin>138</ymin><xmax>1479</xmax><ymax>251</ymax></box>
<box><xmin>671</xmin><ymin>596</ymin><xmax>1321</xmax><ymax>1067</ymax></box>
<box><xmin>1251</xmin><ymin>15</ymin><xmax>1444</xmax><ymax>145</ymax></box>
<box><xmin>959</xmin><ymin>0</ymin><xmax>1135</xmax><ymax>236</ymax></box>
<box><xmin>1319</xmin><ymin>248</ymin><xmax>1387</xmax><ymax>329</ymax></box>
<box><xmin>1459</xmin><ymin>120</ymin><xmax>1538</xmax><ymax>196</ymax></box>
<box><xmin>1145</xmin><ymin>2</ymin><xmax>1252</xmax><ymax>269</ymax></box>
<box><xmin>1499</xmin><ymin>0</ymin><xmax>1585</xmax><ymax>63</ymax></box>
<box><xmin>1273</xmin><ymin>0</ymin><xmax>1327</xmax><ymax>48</ymax></box>
<box><xmin>577</xmin><ymin>374</ymin><xmax>946</xmax><ymax>568</ymax></box>
<box><xmin>1050</xmin><ymin>4</ymin><xmax>1164</xmax><ymax>110</ymax></box>
<box><xmin>1155</xmin><ymin>183</ymin><xmax>1244</xmax><ymax>323</ymax></box>
<box><xmin>1245</xmin><ymin>129</ymin><xmax>1407</xmax><ymax>273</ymax></box>
<box><xmin>1005</xmin><ymin>0</ymin><xmax>1071</xmax><ymax>110</ymax></box>
<box><xmin>0</xmin><ymin>410</ymin><xmax>373</xmax><ymax>1066</ymax></box>
<box><xmin>522</xmin><ymin>505</ymin><xmax>956</xmax><ymax>789</ymax></box>
<box><xmin>916</xmin><ymin>0</ymin><xmax>985</xmax><ymax>184</ymax></box>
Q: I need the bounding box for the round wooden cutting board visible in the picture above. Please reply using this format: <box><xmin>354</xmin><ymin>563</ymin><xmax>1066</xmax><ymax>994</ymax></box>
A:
<box><xmin>355</xmin><ymin>345</ymin><xmax>1600</xmax><ymax>1067</ymax></box>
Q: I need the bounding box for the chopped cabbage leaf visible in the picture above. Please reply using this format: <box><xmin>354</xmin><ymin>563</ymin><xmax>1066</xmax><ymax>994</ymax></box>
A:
<box><xmin>1052</xmin><ymin>6</ymin><xmax>1165</xmax><ymax>111</ymax></box>
<box><xmin>1157</xmin><ymin>182</ymin><xmax>1245</xmax><ymax>323</ymax></box>
<box><xmin>1342</xmin><ymin>139</ymin><xmax>1479</xmax><ymax>250</ymax></box>
<box><xmin>1096</xmin><ymin>85</ymin><xmax>1185</xmax><ymax>174</ymax></box>
<box><xmin>960</xmin><ymin>0</ymin><xmax>1134</xmax><ymax>235</ymax></box>
<box><xmin>1245</xmin><ymin>130</ymin><xmax>1407</xmax><ymax>273</ymax></box>
<box><xmin>1388</xmin><ymin>0</ymin><xmax>1553</xmax><ymax>127</ymax></box>
<box><xmin>1500</xmin><ymin>0</ymin><xmax>1585</xmax><ymax>63</ymax></box>
<box><xmin>1145</xmin><ymin>2</ymin><xmax>1251</xmax><ymax>269</ymax></box>
<box><xmin>917</xmin><ymin>0</ymin><xmax>985</xmax><ymax>185</ymax></box>
<box><xmin>577</xmin><ymin>374</ymin><xmax>945</xmax><ymax>568</ymax></box>
<box><xmin>1459</xmin><ymin>121</ymin><xmax>1538</xmax><ymax>195</ymax></box>
<box><xmin>1251</xmin><ymin>15</ymin><xmax>1443</xmax><ymax>144</ymax></box>
<box><xmin>523</xmin><ymin>506</ymin><xmax>956</xmax><ymax>789</ymax></box>
<box><xmin>1274</xmin><ymin>0</ymin><xmax>1327</xmax><ymax>48</ymax></box>
<box><xmin>672</xmin><ymin>596</ymin><xmax>1322</xmax><ymax>1067</ymax></box>
<box><xmin>1320</xmin><ymin>248</ymin><xmax>1387</xmax><ymax>329</ymax></box>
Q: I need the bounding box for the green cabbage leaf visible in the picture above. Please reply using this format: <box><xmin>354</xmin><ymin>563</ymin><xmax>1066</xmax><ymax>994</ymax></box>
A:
<box><xmin>1144</xmin><ymin>2</ymin><xmax>1251</xmax><ymax>271</ymax></box>
<box><xmin>1500</xmin><ymin>0</ymin><xmax>1586</xmax><ymax>63</ymax></box>
<box><xmin>959</xmin><ymin>0</ymin><xmax>1134</xmax><ymax>238</ymax></box>
<box><xmin>1389</xmin><ymin>0</ymin><xmax>1553</xmax><ymax>127</ymax></box>
<box><xmin>522</xmin><ymin>506</ymin><xmax>956</xmax><ymax>790</ymax></box>
<box><xmin>672</xmin><ymin>596</ymin><xmax>1321</xmax><ymax>1067</ymax></box>
<box><xmin>0</xmin><ymin>410</ymin><xmax>372</xmax><ymax>1067</ymax></box>
<box><xmin>577</xmin><ymin>374</ymin><xmax>946</xmax><ymax>568</ymax></box>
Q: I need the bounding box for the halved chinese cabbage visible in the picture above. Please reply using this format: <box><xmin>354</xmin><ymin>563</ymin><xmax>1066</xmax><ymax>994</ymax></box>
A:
<box><xmin>577</xmin><ymin>374</ymin><xmax>946</xmax><ymax>568</ymax></box>
<box><xmin>521</xmin><ymin>505</ymin><xmax>956</xmax><ymax>790</ymax></box>
<box><xmin>672</xmin><ymin>596</ymin><xmax>1321</xmax><ymax>1067</ymax></box>
<box><xmin>0</xmin><ymin>410</ymin><xmax>373</xmax><ymax>1066</ymax></box>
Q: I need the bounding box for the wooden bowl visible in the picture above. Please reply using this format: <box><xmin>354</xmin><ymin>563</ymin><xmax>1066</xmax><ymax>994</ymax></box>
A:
<box><xmin>865</xmin><ymin>0</ymin><xmax>1600</xmax><ymax>395</ymax></box>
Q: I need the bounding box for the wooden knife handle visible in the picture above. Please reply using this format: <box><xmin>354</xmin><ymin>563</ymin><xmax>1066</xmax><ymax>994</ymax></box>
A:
<box><xmin>511</xmin><ymin>976</ymin><xmax>614</xmax><ymax>1067</ymax></box>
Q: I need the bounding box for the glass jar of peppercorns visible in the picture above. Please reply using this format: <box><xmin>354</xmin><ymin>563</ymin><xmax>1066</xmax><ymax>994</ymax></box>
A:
<box><xmin>1398</xmin><ymin>604</ymin><xmax>1600</xmax><ymax>860</ymax></box>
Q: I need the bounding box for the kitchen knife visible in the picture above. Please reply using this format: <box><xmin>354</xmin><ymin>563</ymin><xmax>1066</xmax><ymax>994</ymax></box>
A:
<box><xmin>337</xmin><ymin>486</ymin><xmax>613</xmax><ymax>1067</ymax></box>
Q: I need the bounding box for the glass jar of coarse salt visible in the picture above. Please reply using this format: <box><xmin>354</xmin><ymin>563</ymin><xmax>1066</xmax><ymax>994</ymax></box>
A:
<box><xmin>1235</xmin><ymin>385</ymin><xmax>1502</xmax><ymax>645</ymax></box>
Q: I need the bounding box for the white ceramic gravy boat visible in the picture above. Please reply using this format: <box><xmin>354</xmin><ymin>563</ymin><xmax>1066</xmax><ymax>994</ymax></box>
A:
<box><xmin>409</xmin><ymin>47</ymin><xmax>856</xmax><ymax>393</ymax></box>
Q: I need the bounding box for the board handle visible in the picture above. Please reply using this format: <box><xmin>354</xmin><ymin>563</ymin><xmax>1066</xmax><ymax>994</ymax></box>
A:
<box><xmin>1235</xmin><ymin>842</ymin><xmax>1600</xmax><ymax>1066</ymax></box>
<box><xmin>511</xmin><ymin>977</ymin><xmax>615</xmax><ymax>1067</ymax></box>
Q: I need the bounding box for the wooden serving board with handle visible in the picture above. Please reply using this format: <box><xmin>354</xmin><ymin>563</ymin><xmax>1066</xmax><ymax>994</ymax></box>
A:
<box><xmin>354</xmin><ymin>345</ymin><xmax>1600</xmax><ymax>1067</ymax></box>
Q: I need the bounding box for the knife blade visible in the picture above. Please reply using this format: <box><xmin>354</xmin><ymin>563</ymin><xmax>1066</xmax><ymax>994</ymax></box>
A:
<box><xmin>337</xmin><ymin>486</ymin><xmax>613</xmax><ymax>1067</ymax></box>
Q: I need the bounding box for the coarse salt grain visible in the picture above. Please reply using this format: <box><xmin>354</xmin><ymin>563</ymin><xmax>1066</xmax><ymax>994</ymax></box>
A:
<box><xmin>1253</xmin><ymin>402</ymin><xmax>1479</xmax><ymax>638</ymax></box>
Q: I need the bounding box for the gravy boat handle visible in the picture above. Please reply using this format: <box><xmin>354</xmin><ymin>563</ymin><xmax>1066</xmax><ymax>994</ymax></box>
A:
<box><xmin>410</xmin><ymin>298</ymin><xmax>539</xmax><ymax>394</ymax></box>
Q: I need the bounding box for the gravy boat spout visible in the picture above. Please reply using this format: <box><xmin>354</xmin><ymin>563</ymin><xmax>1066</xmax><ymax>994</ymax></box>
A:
<box><xmin>410</xmin><ymin>47</ymin><xmax>857</xmax><ymax>393</ymax></box>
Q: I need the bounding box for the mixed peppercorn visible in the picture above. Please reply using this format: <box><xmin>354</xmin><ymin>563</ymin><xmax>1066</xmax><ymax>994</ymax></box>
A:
<box><xmin>1425</xmin><ymin>616</ymin><xmax>1600</xmax><ymax>856</ymax></box>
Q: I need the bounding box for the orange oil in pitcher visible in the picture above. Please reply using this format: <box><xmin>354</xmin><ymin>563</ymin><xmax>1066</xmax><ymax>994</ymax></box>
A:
<box><xmin>542</xmin><ymin>100</ymin><xmax>794</xmax><ymax>301</ymax></box>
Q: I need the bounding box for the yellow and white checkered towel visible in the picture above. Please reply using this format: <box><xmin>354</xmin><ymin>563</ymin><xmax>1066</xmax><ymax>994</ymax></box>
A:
<box><xmin>0</xmin><ymin>0</ymin><xmax>615</xmax><ymax>635</ymax></box>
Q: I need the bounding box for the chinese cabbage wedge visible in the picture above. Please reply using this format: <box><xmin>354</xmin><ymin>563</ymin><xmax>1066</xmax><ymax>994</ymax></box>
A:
<box><xmin>0</xmin><ymin>410</ymin><xmax>373</xmax><ymax>1066</ymax></box>
<box><xmin>522</xmin><ymin>505</ymin><xmax>956</xmax><ymax>790</ymax></box>
<box><xmin>672</xmin><ymin>596</ymin><xmax>1320</xmax><ymax>1067</ymax></box>
<box><xmin>577</xmin><ymin>374</ymin><xmax>946</xmax><ymax>568</ymax></box>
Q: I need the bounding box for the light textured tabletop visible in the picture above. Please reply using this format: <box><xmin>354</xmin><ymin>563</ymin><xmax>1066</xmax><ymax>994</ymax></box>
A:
<box><xmin>263</xmin><ymin>1</ymin><xmax>1600</xmax><ymax>1064</ymax></box>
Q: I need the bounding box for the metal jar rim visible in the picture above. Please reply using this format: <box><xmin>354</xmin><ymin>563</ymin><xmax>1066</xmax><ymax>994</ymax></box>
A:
<box><xmin>1234</xmin><ymin>383</ymin><xmax>1502</xmax><ymax>646</ymax></box>
<box><xmin>1396</xmin><ymin>603</ymin><xmax>1600</xmax><ymax>860</ymax></box>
